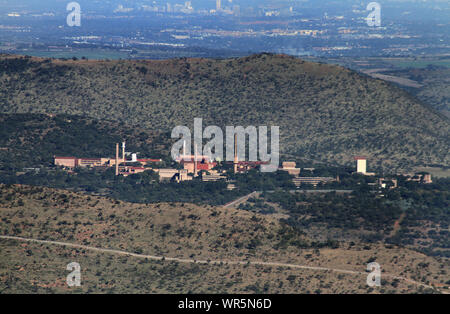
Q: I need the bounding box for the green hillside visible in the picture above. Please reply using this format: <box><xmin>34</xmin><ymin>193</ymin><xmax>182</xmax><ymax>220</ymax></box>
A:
<box><xmin>0</xmin><ymin>113</ymin><xmax>169</xmax><ymax>171</ymax></box>
<box><xmin>384</xmin><ymin>66</ymin><xmax>450</xmax><ymax>118</ymax></box>
<box><xmin>0</xmin><ymin>54</ymin><xmax>448</xmax><ymax>170</ymax></box>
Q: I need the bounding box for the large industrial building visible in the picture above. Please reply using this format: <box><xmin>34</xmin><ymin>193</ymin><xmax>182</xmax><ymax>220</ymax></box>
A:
<box><xmin>54</xmin><ymin>143</ymin><xmax>432</xmax><ymax>188</ymax></box>
<box><xmin>280</xmin><ymin>161</ymin><xmax>301</xmax><ymax>176</ymax></box>
<box><xmin>54</xmin><ymin>142</ymin><xmax>163</xmax><ymax>177</ymax></box>
<box><xmin>55</xmin><ymin>142</ymin><xmax>213</xmax><ymax>182</ymax></box>
<box><xmin>54</xmin><ymin>156</ymin><xmax>120</xmax><ymax>168</ymax></box>
<box><xmin>292</xmin><ymin>176</ymin><xmax>336</xmax><ymax>187</ymax></box>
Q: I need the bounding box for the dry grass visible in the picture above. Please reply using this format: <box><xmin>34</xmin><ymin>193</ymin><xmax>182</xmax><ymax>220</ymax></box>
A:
<box><xmin>0</xmin><ymin>184</ymin><xmax>448</xmax><ymax>293</ymax></box>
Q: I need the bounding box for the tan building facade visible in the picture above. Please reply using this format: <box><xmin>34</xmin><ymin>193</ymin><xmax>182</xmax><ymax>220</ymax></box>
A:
<box><xmin>280</xmin><ymin>161</ymin><xmax>301</xmax><ymax>176</ymax></box>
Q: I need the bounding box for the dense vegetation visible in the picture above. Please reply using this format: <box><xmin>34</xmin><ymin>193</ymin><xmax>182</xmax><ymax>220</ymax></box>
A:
<box><xmin>259</xmin><ymin>178</ymin><xmax>450</xmax><ymax>257</ymax></box>
<box><xmin>0</xmin><ymin>167</ymin><xmax>294</xmax><ymax>206</ymax></box>
<box><xmin>385</xmin><ymin>178</ymin><xmax>450</xmax><ymax>257</ymax></box>
<box><xmin>0</xmin><ymin>113</ymin><xmax>170</xmax><ymax>171</ymax></box>
<box><xmin>0</xmin><ymin>54</ymin><xmax>449</xmax><ymax>170</ymax></box>
<box><xmin>264</xmin><ymin>189</ymin><xmax>401</xmax><ymax>232</ymax></box>
<box><xmin>384</xmin><ymin>66</ymin><xmax>450</xmax><ymax>117</ymax></box>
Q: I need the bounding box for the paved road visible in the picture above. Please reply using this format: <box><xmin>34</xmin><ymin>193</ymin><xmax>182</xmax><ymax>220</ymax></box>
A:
<box><xmin>0</xmin><ymin>235</ymin><xmax>442</xmax><ymax>292</ymax></box>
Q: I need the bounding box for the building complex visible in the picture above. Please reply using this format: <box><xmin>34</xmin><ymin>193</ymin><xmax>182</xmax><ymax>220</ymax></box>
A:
<box><xmin>54</xmin><ymin>143</ymin><xmax>432</xmax><ymax>187</ymax></box>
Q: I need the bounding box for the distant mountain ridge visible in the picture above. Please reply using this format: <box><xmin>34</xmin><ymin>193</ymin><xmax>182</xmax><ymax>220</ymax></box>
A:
<box><xmin>0</xmin><ymin>53</ymin><xmax>448</xmax><ymax>170</ymax></box>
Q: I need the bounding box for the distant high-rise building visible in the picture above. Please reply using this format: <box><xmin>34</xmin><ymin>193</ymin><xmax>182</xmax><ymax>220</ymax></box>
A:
<box><xmin>216</xmin><ymin>0</ymin><xmax>221</xmax><ymax>11</ymax></box>
<box><xmin>185</xmin><ymin>1</ymin><xmax>193</xmax><ymax>10</ymax></box>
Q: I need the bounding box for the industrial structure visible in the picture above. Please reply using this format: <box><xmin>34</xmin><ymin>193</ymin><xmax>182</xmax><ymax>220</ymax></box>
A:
<box><xmin>278</xmin><ymin>161</ymin><xmax>337</xmax><ymax>187</ymax></box>
<box><xmin>378</xmin><ymin>178</ymin><xmax>398</xmax><ymax>189</ymax></box>
<box><xmin>54</xmin><ymin>144</ymin><xmax>432</xmax><ymax>188</ymax></box>
<box><xmin>280</xmin><ymin>162</ymin><xmax>301</xmax><ymax>176</ymax></box>
<box><xmin>355</xmin><ymin>156</ymin><xmax>367</xmax><ymax>174</ymax></box>
<box><xmin>354</xmin><ymin>156</ymin><xmax>376</xmax><ymax>176</ymax></box>
<box><xmin>405</xmin><ymin>173</ymin><xmax>433</xmax><ymax>184</ymax></box>
<box><xmin>54</xmin><ymin>142</ymin><xmax>163</xmax><ymax>178</ymax></box>
<box><xmin>292</xmin><ymin>176</ymin><xmax>336</xmax><ymax>187</ymax></box>
<box><xmin>55</xmin><ymin>142</ymin><xmax>217</xmax><ymax>182</ymax></box>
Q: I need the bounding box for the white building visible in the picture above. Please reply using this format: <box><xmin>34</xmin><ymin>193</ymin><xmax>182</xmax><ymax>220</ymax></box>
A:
<box><xmin>355</xmin><ymin>156</ymin><xmax>367</xmax><ymax>174</ymax></box>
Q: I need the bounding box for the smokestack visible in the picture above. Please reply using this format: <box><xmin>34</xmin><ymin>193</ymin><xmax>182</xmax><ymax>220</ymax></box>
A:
<box><xmin>194</xmin><ymin>144</ymin><xmax>198</xmax><ymax>177</ymax></box>
<box><xmin>183</xmin><ymin>140</ymin><xmax>186</xmax><ymax>161</ymax></box>
<box><xmin>122</xmin><ymin>142</ymin><xmax>126</xmax><ymax>162</ymax></box>
<box><xmin>234</xmin><ymin>134</ymin><xmax>238</xmax><ymax>173</ymax></box>
<box><xmin>115</xmin><ymin>143</ymin><xmax>119</xmax><ymax>176</ymax></box>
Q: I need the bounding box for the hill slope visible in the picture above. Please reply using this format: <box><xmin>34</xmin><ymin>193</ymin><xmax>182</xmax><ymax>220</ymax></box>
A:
<box><xmin>0</xmin><ymin>113</ymin><xmax>169</xmax><ymax>171</ymax></box>
<box><xmin>383</xmin><ymin>67</ymin><xmax>450</xmax><ymax>118</ymax></box>
<box><xmin>0</xmin><ymin>185</ymin><xmax>448</xmax><ymax>293</ymax></box>
<box><xmin>0</xmin><ymin>54</ymin><xmax>448</xmax><ymax>170</ymax></box>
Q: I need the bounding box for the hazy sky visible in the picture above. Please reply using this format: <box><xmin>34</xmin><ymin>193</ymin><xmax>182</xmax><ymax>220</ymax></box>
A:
<box><xmin>1</xmin><ymin>0</ymin><xmax>449</xmax><ymax>10</ymax></box>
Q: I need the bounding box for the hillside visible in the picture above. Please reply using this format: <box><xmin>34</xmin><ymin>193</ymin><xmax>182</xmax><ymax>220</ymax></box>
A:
<box><xmin>240</xmin><ymin>183</ymin><xmax>450</xmax><ymax>258</ymax></box>
<box><xmin>0</xmin><ymin>54</ymin><xmax>449</xmax><ymax>170</ymax></box>
<box><xmin>0</xmin><ymin>185</ymin><xmax>448</xmax><ymax>293</ymax></box>
<box><xmin>0</xmin><ymin>113</ymin><xmax>170</xmax><ymax>171</ymax></box>
<box><xmin>382</xmin><ymin>67</ymin><xmax>450</xmax><ymax>118</ymax></box>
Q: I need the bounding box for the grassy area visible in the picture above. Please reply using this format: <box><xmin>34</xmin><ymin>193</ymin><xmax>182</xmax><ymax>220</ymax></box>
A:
<box><xmin>0</xmin><ymin>240</ymin><xmax>371</xmax><ymax>294</ymax></box>
<box><xmin>415</xmin><ymin>167</ymin><xmax>450</xmax><ymax>178</ymax></box>
<box><xmin>386</xmin><ymin>59</ymin><xmax>450</xmax><ymax>69</ymax></box>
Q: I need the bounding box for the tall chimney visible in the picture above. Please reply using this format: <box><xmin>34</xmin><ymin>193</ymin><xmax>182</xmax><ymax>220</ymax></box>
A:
<box><xmin>234</xmin><ymin>134</ymin><xmax>238</xmax><ymax>173</ymax></box>
<box><xmin>115</xmin><ymin>143</ymin><xmax>119</xmax><ymax>176</ymax></box>
<box><xmin>122</xmin><ymin>142</ymin><xmax>126</xmax><ymax>162</ymax></box>
<box><xmin>194</xmin><ymin>144</ymin><xmax>198</xmax><ymax>177</ymax></box>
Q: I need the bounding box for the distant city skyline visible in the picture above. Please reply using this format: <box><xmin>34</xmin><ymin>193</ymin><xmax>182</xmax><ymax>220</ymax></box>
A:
<box><xmin>0</xmin><ymin>0</ymin><xmax>448</xmax><ymax>59</ymax></box>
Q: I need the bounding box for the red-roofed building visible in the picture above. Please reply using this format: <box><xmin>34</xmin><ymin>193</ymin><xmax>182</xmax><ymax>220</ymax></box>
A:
<box><xmin>181</xmin><ymin>159</ymin><xmax>217</xmax><ymax>174</ymax></box>
<box><xmin>54</xmin><ymin>156</ymin><xmax>77</xmax><ymax>168</ymax></box>
<box><xmin>137</xmin><ymin>159</ymin><xmax>163</xmax><ymax>166</ymax></box>
<box><xmin>177</xmin><ymin>155</ymin><xmax>212</xmax><ymax>163</ymax></box>
<box><xmin>235</xmin><ymin>161</ymin><xmax>269</xmax><ymax>173</ymax></box>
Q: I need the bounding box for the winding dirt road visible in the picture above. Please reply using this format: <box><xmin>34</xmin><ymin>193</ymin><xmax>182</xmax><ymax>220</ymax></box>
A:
<box><xmin>223</xmin><ymin>191</ymin><xmax>259</xmax><ymax>208</ymax></box>
<box><xmin>0</xmin><ymin>234</ymin><xmax>444</xmax><ymax>293</ymax></box>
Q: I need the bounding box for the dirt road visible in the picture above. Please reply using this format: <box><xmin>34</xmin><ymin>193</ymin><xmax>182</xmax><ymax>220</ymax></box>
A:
<box><xmin>0</xmin><ymin>234</ymin><xmax>443</xmax><ymax>292</ymax></box>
